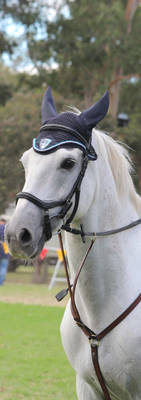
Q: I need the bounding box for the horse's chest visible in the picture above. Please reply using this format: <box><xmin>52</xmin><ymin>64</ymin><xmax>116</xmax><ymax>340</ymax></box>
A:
<box><xmin>61</xmin><ymin>303</ymin><xmax>141</xmax><ymax>399</ymax></box>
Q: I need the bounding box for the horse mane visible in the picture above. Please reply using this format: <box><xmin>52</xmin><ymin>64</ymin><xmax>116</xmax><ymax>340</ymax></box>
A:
<box><xmin>66</xmin><ymin>107</ymin><xmax>141</xmax><ymax>215</ymax></box>
<box><xmin>93</xmin><ymin>129</ymin><xmax>141</xmax><ymax>216</ymax></box>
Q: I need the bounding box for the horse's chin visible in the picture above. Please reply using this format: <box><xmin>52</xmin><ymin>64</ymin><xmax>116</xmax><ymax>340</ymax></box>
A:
<box><xmin>29</xmin><ymin>219</ymin><xmax>63</xmax><ymax>259</ymax></box>
<box><xmin>8</xmin><ymin>232</ymin><xmax>46</xmax><ymax>261</ymax></box>
<box><xmin>6</xmin><ymin>216</ymin><xmax>63</xmax><ymax>261</ymax></box>
<box><xmin>29</xmin><ymin>231</ymin><xmax>48</xmax><ymax>259</ymax></box>
<box><xmin>30</xmin><ymin>219</ymin><xmax>63</xmax><ymax>259</ymax></box>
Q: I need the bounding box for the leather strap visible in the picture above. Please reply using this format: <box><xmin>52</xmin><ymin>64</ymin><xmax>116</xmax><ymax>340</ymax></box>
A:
<box><xmin>62</xmin><ymin>218</ymin><xmax>141</xmax><ymax>238</ymax></box>
<box><xmin>91</xmin><ymin>344</ymin><xmax>112</xmax><ymax>400</ymax></box>
<box><xmin>58</xmin><ymin>232</ymin><xmax>141</xmax><ymax>400</ymax></box>
<box><xmin>97</xmin><ymin>293</ymin><xmax>141</xmax><ymax>341</ymax></box>
<box><xmin>16</xmin><ymin>191</ymin><xmax>68</xmax><ymax>210</ymax></box>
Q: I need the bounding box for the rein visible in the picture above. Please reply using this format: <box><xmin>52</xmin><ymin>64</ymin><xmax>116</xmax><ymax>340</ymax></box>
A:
<box><xmin>62</xmin><ymin>217</ymin><xmax>141</xmax><ymax>241</ymax></box>
<box><xmin>58</xmin><ymin>226</ymin><xmax>141</xmax><ymax>400</ymax></box>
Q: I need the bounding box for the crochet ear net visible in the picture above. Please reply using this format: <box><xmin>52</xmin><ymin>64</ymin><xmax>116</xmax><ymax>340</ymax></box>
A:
<box><xmin>41</xmin><ymin>87</ymin><xmax>58</xmax><ymax>123</ymax></box>
<box><xmin>41</xmin><ymin>86</ymin><xmax>109</xmax><ymax>132</ymax></box>
<box><xmin>79</xmin><ymin>91</ymin><xmax>109</xmax><ymax>133</ymax></box>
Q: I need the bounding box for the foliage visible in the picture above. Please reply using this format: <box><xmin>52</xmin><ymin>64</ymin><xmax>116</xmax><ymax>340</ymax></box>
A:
<box><xmin>0</xmin><ymin>0</ymin><xmax>42</xmax><ymax>34</ymax></box>
<box><xmin>0</xmin><ymin>0</ymin><xmax>141</xmax><ymax>209</ymax></box>
<box><xmin>0</xmin><ymin>84</ymin><xmax>68</xmax><ymax>213</ymax></box>
<box><xmin>0</xmin><ymin>63</ymin><xmax>18</xmax><ymax>106</ymax></box>
<box><xmin>25</xmin><ymin>0</ymin><xmax>141</xmax><ymax>106</ymax></box>
<box><xmin>0</xmin><ymin>31</ymin><xmax>15</xmax><ymax>56</ymax></box>
<box><xmin>0</xmin><ymin>89</ymin><xmax>41</xmax><ymax>212</ymax></box>
<box><xmin>0</xmin><ymin>0</ymin><xmax>44</xmax><ymax>72</ymax></box>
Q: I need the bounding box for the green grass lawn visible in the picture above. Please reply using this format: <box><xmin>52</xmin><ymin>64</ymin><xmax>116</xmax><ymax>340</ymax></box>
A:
<box><xmin>0</xmin><ymin>302</ymin><xmax>76</xmax><ymax>400</ymax></box>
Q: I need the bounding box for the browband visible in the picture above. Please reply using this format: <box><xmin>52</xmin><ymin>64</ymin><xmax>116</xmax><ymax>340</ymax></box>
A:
<box><xmin>40</xmin><ymin>123</ymin><xmax>88</xmax><ymax>146</ymax></box>
<box><xmin>38</xmin><ymin>123</ymin><xmax>97</xmax><ymax>160</ymax></box>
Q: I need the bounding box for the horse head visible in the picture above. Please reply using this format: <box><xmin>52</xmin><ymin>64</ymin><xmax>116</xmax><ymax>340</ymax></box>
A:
<box><xmin>5</xmin><ymin>87</ymin><xmax>109</xmax><ymax>258</ymax></box>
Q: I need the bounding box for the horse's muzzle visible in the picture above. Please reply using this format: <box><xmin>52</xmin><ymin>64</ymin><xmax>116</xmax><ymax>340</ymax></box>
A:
<box><xmin>5</xmin><ymin>218</ymin><xmax>45</xmax><ymax>259</ymax></box>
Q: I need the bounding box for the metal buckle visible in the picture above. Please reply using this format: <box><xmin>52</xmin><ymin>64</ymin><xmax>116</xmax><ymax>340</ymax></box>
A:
<box><xmin>89</xmin><ymin>334</ymin><xmax>99</xmax><ymax>347</ymax></box>
<box><xmin>76</xmin><ymin>320</ymin><xmax>85</xmax><ymax>328</ymax></box>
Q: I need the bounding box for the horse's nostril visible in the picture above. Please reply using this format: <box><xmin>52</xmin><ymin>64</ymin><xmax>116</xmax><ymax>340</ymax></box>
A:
<box><xmin>19</xmin><ymin>228</ymin><xmax>32</xmax><ymax>245</ymax></box>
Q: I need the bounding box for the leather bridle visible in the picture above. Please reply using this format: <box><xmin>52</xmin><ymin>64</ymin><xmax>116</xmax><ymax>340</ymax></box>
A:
<box><xmin>16</xmin><ymin>132</ymin><xmax>141</xmax><ymax>400</ymax></box>
<box><xmin>16</xmin><ymin>151</ymin><xmax>89</xmax><ymax>240</ymax></box>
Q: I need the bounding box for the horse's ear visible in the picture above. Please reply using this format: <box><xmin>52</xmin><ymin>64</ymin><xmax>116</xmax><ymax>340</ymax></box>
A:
<box><xmin>79</xmin><ymin>91</ymin><xmax>109</xmax><ymax>132</ymax></box>
<box><xmin>41</xmin><ymin>87</ymin><xmax>58</xmax><ymax>123</ymax></box>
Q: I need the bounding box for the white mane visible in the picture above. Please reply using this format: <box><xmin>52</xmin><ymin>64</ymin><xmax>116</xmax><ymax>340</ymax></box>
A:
<box><xmin>93</xmin><ymin>128</ymin><xmax>141</xmax><ymax>216</ymax></box>
<box><xmin>64</xmin><ymin>108</ymin><xmax>141</xmax><ymax>215</ymax></box>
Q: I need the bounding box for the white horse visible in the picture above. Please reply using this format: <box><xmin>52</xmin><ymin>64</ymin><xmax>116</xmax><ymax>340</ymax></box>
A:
<box><xmin>6</xmin><ymin>88</ymin><xmax>141</xmax><ymax>400</ymax></box>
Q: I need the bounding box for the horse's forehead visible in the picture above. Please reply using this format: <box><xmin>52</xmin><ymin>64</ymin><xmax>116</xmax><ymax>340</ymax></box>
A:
<box><xmin>21</xmin><ymin>147</ymin><xmax>82</xmax><ymax>170</ymax></box>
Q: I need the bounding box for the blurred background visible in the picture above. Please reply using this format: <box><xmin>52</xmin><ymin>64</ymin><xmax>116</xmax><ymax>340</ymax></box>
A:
<box><xmin>0</xmin><ymin>0</ymin><xmax>141</xmax><ymax>217</ymax></box>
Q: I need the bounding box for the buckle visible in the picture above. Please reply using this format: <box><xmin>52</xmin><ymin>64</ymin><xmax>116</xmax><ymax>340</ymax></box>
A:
<box><xmin>89</xmin><ymin>334</ymin><xmax>99</xmax><ymax>347</ymax></box>
<box><xmin>76</xmin><ymin>320</ymin><xmax>85</xmax><ymax>328</ymax></box>
<box><xmin>80</xmin><ymin>224</ymin><xmax>86</xmax><ymax>243</ymax></box>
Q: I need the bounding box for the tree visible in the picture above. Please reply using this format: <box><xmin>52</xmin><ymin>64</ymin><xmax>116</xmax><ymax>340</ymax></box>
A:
<box><xmin>0</xmin><ymin>63</ymin><xmax>18</xmax><ymax>105</ymax></box>
<box><xmin>0</xmin><ymin>88</ymin><xmax>41</xmax><ymax>212</ymax></box>
<box><xmin>1</xmin><ymin>1</ymin><xmax>141</xmax><ymax>113</ymax></box>
<box><xmin>110</xmin><ymin>0</ymin><xmax>141</xmax><ymax>118</ymax></box>
<box><xmin>23</xmin><ymin>0</ymin><xmax>141</xmax><ymax>114</ymax></box>
<box><xmin>0</xmin><ymin>83</ymin><xmax>66</xmax><ymax>213</ymax></box>
<box><xmin>0</xmin><ymin>0</ymin><xmax>44</xmax><ymax>69</ymax></box>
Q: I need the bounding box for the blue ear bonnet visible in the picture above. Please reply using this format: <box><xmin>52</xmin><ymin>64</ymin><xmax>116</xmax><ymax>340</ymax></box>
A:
<box><xmin>33</xmin><ymin>87</ymin><xmax>109</xmax><ymax>160</ymax></box>
<box><xmin>33</xmin><ymin>112</ymin><xmax>97</xmax><ymax>160</ymax></box>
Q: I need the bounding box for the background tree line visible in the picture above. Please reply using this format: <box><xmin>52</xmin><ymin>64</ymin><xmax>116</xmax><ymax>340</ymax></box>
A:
<box><xmin>0</xmin><ymin>0</ymin><xmax>141</xmax><ymax>213</ymax></box>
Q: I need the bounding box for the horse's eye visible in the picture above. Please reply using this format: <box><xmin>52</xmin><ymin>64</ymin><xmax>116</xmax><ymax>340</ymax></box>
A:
<box><xmin>60</xmin><ymin>158</ymin><xmax>75</xmax><ymax>170</ymax></box>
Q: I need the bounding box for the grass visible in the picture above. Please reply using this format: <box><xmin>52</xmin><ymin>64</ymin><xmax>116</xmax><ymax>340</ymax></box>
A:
<box><xmin>0</xmin><ymin>302</ymin><xmax>76</xmax><ymax>400</ymax></box>
<box><xmin>0</xmin><ymin>268</ymin><xmax>76</xmax><ymax>399</ymax></box>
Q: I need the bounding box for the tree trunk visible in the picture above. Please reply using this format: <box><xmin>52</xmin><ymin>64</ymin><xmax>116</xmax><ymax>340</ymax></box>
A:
<box><xmin>109</xmin><ymin>0</ymin><xmax>140</xmax><ymax>119</ymax></box>
<box><xmin>109</xmin><ymin>66</ymin><xmax>123</xmax><ymax>119</ymax></box>
<box><xmin>125</xmin><ymin>0</ymin><xmax>141</xmax><ymax>33</ymax></box>
<box><xmin>32</xmin><ymin>257</ymin><xmax>49</xmax><ymax>284</ymax></box>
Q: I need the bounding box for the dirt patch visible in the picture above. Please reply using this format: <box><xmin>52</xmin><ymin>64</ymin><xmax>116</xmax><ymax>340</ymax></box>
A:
<box><xmin>0</xmin><ymin>282</ymin><xmax>68</xmax><ymax>307</ymax></box>
<box><xmin>0</xmin><ymin>293</ymin><xmax>67</xmax><ymax>307</ymax></box>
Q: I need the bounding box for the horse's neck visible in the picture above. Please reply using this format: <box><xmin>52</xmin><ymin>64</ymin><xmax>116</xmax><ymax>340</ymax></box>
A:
<box><xmin>65</xmin><ymin>161</ymin><xmax>141</xmax><ymax>331</ymax></box>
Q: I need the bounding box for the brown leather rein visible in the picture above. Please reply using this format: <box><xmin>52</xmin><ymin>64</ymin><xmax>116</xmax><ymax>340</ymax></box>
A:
<box><xmin>58</xmin><ymin>224</ymin><xmax>141</xmax><ymax>400</ymax></box>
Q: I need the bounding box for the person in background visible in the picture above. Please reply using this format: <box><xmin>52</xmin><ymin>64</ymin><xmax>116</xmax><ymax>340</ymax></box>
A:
<box><xmin>0</xmin><ymin>218</ymin><xmax>10</xmax><ymax>285</ymax></box>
